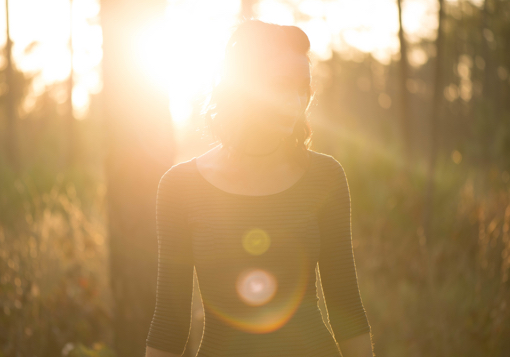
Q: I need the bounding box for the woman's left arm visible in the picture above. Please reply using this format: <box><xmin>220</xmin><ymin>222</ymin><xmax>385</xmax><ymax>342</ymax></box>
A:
<box><xmin>317</xmin><ymin>159</ymin><xmax>374</xmax><ymax>357</ymax></box>
<box><xmin>338</xmin><ymin>332</ymin><xmax>374</xmax><ymax>357</ymax></box>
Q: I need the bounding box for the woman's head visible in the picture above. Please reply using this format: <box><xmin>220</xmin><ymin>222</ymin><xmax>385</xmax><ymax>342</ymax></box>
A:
<box><xmin>202</xmin><ymin>20</ymin><xmax>314</xmax><ymax>166</ymax></box>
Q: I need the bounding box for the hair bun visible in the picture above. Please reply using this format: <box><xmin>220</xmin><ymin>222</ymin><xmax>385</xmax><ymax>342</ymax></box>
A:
<box><xmin>281</xmin><ymin>25</ymin><xmax>310</xmax><ymax>53</ymax></box>
<box><xmin>226</xmin><ymin>20</ymin><xmax>310</xmax><ymax>57</ymax></box>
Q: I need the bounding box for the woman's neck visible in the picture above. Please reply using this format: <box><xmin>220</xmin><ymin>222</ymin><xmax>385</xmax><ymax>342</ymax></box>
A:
<box><xmin>219</xmin><ymin>136</ymin><xmax>291</xmax><ymax>174</ymax></box>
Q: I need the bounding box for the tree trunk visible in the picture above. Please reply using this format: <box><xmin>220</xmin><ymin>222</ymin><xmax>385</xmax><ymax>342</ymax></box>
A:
<box><xmin>422</xmin><ymin>2</ymin><xmax>445</xmax><ymax>353</ymax></box>
<box><xmin>66</xmin><ymin>0</ymin><xmax>76</xmax><ymax>168</ymax></box>
<box><xmin>4</xmin><ymin>0</ymin><xmax>19</xmax><ymax>172</ymax></box>
<box><xmin>100</xmin><ymin>0</ymin><xmax>176</xmax><ymax>356</ymax></box>
<box><xmin>480</xmin><ymin>0</ymin><xmax>497</xmax><ymax>168</ymax></box>
<box><xmin>241</xmin><ymin>0</ymin><xmax>256</xmax><ymax>20</ymax></box>
<box><xmin>422</xmin><ymin>0</ymin><xmax>444</xmax><ymax>243</ymax></box>
<box><xmin>397</xmin><ymin>0</ymin><xmax>412</xmax><ymax>166</ymax></box>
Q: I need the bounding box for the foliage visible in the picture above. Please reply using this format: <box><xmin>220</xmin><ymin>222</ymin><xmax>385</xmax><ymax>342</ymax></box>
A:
<box><xmin>1</xmin><ymin>0</ymin><xmax>510</xmax><ymax>356</ymax></box>
<box><xmin>64</xmin><ymin>342</ymin><xmax>116</xmax><ymax>357</ymax></box>
<box><xmin>332</xmin><ymin>134</ymin><xmax>510</xmax><ymax>357</ymax></box>
<box><xmin>0</xmin><ymin>58</ymin><xmax>112</xmax><ymax>355</ymax></box>
<box><xmin>0</xmin><ymin>161</ymin><xmax>113</xmax><ymax>356</ymax></box>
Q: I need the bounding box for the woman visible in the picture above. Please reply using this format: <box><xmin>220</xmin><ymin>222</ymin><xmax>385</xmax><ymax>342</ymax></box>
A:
<box><xmin>145</xmin><ymin>19</ymin><xmax>374</xmax><ymax>357</ymax></box>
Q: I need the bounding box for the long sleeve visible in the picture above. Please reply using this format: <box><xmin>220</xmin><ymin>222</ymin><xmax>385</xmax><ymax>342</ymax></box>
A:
<box><xmin>317</xmin><ymin>160</ymin><xmax>371</xmax><ymax>342</ymax></box>
<box><xmin>146</xmin><ymin>167</ymin><xmax>195</xmax><ymax>355</ymax></box>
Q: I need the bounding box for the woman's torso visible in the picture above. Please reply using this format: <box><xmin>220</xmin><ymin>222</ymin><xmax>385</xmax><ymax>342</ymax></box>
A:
<box><xmin>182</xmin><ymin>150</ymin><xmax>342</xmax><ymax>357</ymax></box>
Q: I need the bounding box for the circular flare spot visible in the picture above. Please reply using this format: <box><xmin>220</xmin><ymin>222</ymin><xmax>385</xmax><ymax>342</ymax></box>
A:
<box><xmin>201</xmin><ymin>241</ymin><xmax>310</xmax><ymax>334</ymax></box>
<box><xmin>242</xmin><ymin>228</ymin><xmax>271</xmax><ymax>255</ymax></box>
<box><xmin>236</xmin><ymin>269</ymin><xmax>277</xmax><ymax>306</ymax></box>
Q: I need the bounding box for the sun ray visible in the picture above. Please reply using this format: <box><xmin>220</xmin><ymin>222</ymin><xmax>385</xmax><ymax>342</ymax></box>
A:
<box><xmin>7</xmin><ymin>0</ymin><xmax>439</xmax><ymax>122</ymax></box>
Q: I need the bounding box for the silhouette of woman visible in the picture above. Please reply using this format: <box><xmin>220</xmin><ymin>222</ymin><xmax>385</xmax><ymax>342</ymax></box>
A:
<box><xmin>145</xmin><ymin>19</ymin><xmax>374</xmax><ymax>357</ymax></box>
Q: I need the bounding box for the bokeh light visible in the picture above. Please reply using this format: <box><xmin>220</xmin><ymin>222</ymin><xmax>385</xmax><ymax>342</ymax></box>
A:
<box><xmin>236</xmin><ymin>268</ymin><xmax>277</xmax><ymax>306</ymax></box>
<box><xmin>242</xmin><ymin>228</ymin><xmax>271</xmax><ymax>256</ymax></box>
<box><xmin>8</xmin><ymin>0</ymin><xmax>102</xmax><ymax>119</ymax></box>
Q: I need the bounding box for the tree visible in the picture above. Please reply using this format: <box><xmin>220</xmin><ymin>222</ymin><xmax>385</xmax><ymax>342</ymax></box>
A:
<box><xmin>100</xmin><ymin>0</ymin><xmax>176</xmax><ymax>356</ymax></box>
<box><xmin>4</xmin><ymin>0</ymin><xmax>18</xmax><ymax>172</ymax></box>
<box><xmin>422</xmin><ymin>0</ymin><xmax>444</xmax><ymax>250</ymax></box>
<box><xmin>397</xmin><ymin>0</ymin><xmax>412</xmax><ymax>165</ymax></box>
<box><xmin>65</xmin><ymin>0</ymin><xmax>76</xmax><ymax>167</ymax></box>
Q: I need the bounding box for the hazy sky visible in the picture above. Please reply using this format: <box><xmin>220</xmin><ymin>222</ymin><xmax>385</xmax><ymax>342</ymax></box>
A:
<box><xmin>1</xmin><ymin>0</ymin><xmax>481</xmax><ymax>122</ymax></box>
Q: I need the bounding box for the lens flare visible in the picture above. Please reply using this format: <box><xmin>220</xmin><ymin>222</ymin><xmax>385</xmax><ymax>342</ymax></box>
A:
<box><xmin>201</xmin><ymin>242</ymin><xmax>310</xmax><ymax>334</ymax></box>
<box><xmin>236</xmin><ymin>268</ymin><xmax>277</xmax><ymax>306</ymax></box>
<box><xmin>242</xmin><ymin>228</ymin><xmax>271</xmax><ymax>255</ymax></box>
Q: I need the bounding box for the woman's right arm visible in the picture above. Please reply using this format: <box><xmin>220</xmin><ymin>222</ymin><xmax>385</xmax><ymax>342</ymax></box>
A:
<box><xmin>145</xmin><ymin>166</ymin><xmax>195</xmax><ymax>357</ymax></box>
<box><xmin>145</xmin><ymin>345</ymin><xmax>181</xmax><ymax>357</ymax></box>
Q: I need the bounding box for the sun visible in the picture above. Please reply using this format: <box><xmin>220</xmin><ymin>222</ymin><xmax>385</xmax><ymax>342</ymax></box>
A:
<box><xmin>10</xmin><ymin>0</ymin><xmax>441</xmax><ymax>123</ymax></box>
<box><xmin>132</xmin><ymin>0</ymin><xmax>242</xmax><ymax>126</ymax></box>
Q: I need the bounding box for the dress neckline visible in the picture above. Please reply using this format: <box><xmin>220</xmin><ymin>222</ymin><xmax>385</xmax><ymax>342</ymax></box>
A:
<box><xmin>192</xmin><ymin>151</ymin><xmax>313</xmax><ymax>199</ymax></box>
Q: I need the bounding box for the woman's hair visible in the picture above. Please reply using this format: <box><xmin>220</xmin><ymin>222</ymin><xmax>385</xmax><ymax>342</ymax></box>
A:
<box><xmin>201</xmin><ymin>19</ymin><xmax>314</xmax><ymax>168</ymax></box>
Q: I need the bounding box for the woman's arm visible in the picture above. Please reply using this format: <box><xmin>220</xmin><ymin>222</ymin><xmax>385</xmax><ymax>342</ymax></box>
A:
<box><xmin>145</xmin><ymin>167</ymin><xmax>195</xmax><ymax>357</ymax></box>
<box><xmin>338</xmin><ymin>332</ymin><xmax>374</xmax><ymax>357</ymax></box>
<box><xmin>317</xmin><ymin>160</ymin><xmax>374</xmax><ymax>357</ymax></box>
<box><xmin>145</xmin><ymin>345</ymin><xmax>181</xmax><ymax>357</ymax></box>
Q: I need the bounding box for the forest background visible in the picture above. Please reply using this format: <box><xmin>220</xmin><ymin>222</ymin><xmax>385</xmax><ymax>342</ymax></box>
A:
<box><xmin>1</xmin><ymin>0</ymin><xmax>509</xmax><ymax>356</ymax></box>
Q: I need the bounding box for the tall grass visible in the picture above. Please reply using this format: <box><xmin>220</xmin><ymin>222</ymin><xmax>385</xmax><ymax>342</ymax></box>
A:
<box><xmin>2</xmin><ymin>113</ymin><xmax>510</xmax><ymax>356</ymax></box>
<box><xmin>0</xmin><ymin>160</ymin><xmax>114</xmax><ymax>357</ymax></box>
<box><xmin>318</xmin><ymin>122</ymin><xmax>510</xmax><ymax>357</ymax></box>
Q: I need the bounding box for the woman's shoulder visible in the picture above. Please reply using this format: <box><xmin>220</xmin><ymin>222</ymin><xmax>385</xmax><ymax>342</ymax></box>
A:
<box><xmin>308</xmin><ymin>149</ymin><xmax>346</xmax><ymax>178</ymax></box>
<box><xmin>159</xmin><ymin>158</ymin><xmax>197</xmax><ymax>188</ymax></box>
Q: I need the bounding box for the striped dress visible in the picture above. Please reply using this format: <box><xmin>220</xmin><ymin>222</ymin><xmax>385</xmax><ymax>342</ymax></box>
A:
<box><xmin>146</xmin><ymin>149</ymin><xmax>371</xmax><ymax>357</ymax></box>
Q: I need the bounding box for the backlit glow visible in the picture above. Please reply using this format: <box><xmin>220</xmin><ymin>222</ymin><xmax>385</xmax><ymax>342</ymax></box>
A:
<box><xmin>6</xmin><ymin>0</ymin><xmax>452</xmax><ymax>122</ymax></box>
